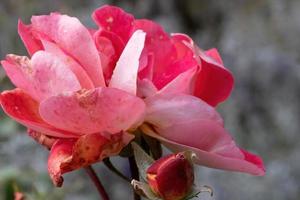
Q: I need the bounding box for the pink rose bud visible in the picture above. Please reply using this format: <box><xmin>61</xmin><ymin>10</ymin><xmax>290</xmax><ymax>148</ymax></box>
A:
<box><xmin>146</xmin><ymin>153</ymin><xmax>194</xmax><ymax>200</ymax></box>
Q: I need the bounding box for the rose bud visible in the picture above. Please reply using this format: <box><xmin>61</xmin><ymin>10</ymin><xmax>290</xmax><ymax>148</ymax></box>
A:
<box><xmin>146</xmin><ymin>152</ymin><xmax>194</xmax><ymax>200</ymax></box>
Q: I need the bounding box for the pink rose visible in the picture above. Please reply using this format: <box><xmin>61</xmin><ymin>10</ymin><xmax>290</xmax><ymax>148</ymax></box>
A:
<box><xmin>1</xmin><ymin>5</ymin><xmax>264</xmax><ymax>187</ymax></box>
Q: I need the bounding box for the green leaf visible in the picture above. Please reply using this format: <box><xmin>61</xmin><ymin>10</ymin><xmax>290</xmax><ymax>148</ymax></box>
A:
<box><xmin>131</xmin><ymin>180</ymin><xmax>161</xmax><ymax>200</ymax></box>
<box><xmin>131</xmin><ymin>142</ymin><xmax>154</xmax><ymax>181</ymax></box>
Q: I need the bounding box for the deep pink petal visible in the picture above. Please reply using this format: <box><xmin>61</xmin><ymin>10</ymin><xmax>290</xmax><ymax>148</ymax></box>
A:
<box><xmin>92</xmin><ymin>5</ymin><xmax>134</xmax><ymax>43</ymax></box>
<box><xmin>194</xmin><ymin>49</ymin><xmax>234</xmax><ymax>106</ymax></box>
<box><xmin>109</xmin><ymin>30</ymin><xmax>146</xmax><ymax>95</ymax></box>
<box><xmin>0</xmin><ymin>89</ymin><xmax>77</xmax><ymax>138</ymax></box>
<box><xmin>2</xmin><ymin>52</ymin><xmax>81</xmax><ymax>102</ymax></box>
<box><xmin>133</xmin><ymin>19</ymin><xmax>177</xmax><ymax>88</ymax></box>
<box><xmin>18</xmin><ymin>20</ymin><xmax>43</xmax><ymax>56</ymax></box>
<box><xmin>205</xmin><ymin>48</ymin><xmax>224</xmax><ymax>65</ymax></box>
<box><xmin>48</xmin><ymin>132</ymin><xmax>134</xmax><ymax>186</ymax></box>
<box><xmin>31</xmin><ymin>13</ymin><xmax>105</xmax><ymax>87</ymax></box>
<box><xmin>39</xmin><ymin>87</ymin><xmax>146</xmax><ymax>134</ymax></box>
<box><xmin>93</xmin><ymin>30</ymin><xmax>126</xmax><ymax>81</ymax></box>
<box><xmin>41</xmin><ymin>40</ymin><xmax>94</xmax><ymax>89</ymax></box>
<box><xmin>142</xmin><ymin>126</ymin><xmax>265</xmax><ymax>176</ymax></box>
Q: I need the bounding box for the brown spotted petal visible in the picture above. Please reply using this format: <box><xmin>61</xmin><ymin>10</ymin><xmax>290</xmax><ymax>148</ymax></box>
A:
<box><xmin>48</xmin><ymin>132</ymin><xmax>134</xmax><ymax>187</ymax></box>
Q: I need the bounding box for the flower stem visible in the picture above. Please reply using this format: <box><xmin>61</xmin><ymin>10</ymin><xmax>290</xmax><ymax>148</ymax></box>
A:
<box><xmin>128</xmin><ymin>156</ymin><xmax>141</xmax><ymax>200</ymax></box>
<box><xmin>84</xmin><ymin>166</ymin><xmax>110</xmax><ymax>200</ymax></box>
<box><xmin>103</xmin><ymin>158</ymin><xmax>131</xmax><ymax>183</ymax></box>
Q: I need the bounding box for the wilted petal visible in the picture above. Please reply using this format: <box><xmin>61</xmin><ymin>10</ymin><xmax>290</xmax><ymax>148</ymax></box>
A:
<box><xmin>92</xmin><ymin>5</ymin><xmax>134</xmax><ymax>43</ymax></box>
<box><xmin>18</xmin><ymin>20</ymin><xmax>43</xmax><ymax>56</ymax></box>
<box><xmin>194</xmin><ymin>49</ymin><xmax>234</xmax><ymax>106</ymax></box>
<box><xmin>41</xmin><ymin>40</ymin><xmax>94</xmax><ymax>89</ymax></box>
<box><xmin>0</xmin><ymin>89</ymin><xmax>77</xmax><ymax>138</ymax></box>
<box><xmin>109</xmin><ymin>30</ymin><xmax>146</xmax><ymax>95</ymax></box>
<box><xmin>31</xmin><ymin>13</ymin><xmax>105</xmax><ymax>86</ymax></box>
<box><xmin>39</xmin><ymin>87</ymin><xmax>145</xmax><ymax>134</ymax></box>
<box><xmin>48</xmin><ymin>132</ymin><xmax>133</xmax><ymax>186</ymax></box>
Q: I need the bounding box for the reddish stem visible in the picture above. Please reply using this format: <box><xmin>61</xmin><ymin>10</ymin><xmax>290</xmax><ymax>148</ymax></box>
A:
<box><xmin>84</xmin><ymin>166</ymin><xmax>110</xmax><ymax>200</ymax></box>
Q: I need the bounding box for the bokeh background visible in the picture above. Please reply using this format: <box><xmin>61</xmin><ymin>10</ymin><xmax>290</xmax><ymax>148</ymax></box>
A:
<box><xmin>0</xmin><ymin>0</ymin><xmax>299</xmax><ymax>199</ymax></box>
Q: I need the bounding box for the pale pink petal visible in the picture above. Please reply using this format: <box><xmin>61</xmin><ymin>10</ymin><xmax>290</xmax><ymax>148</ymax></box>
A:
<box><xmin>31</xmin><ymin>13</ymin><xmax>105</xmax><ymax>87</ymax></box>
<box><xmin>145</xmin><ymin>93</ymin><xmax>223</xmax><ymax>128</ymax></box>
<box><xmin>18</xmin><ymin>20</ymin><xmax>43</xmax><ymax>56</ymax></box>
<box><xmin>109</xmin><ymin>30</ymin><xmax>146</xmax><ymax>95</ymax></box>
<box><xmin>159</xmin><ymin>66</ymin><xmax>197</xmax><ymax>95</ymax></box>
<box><xmin>194</xmin><ymin>49</ymin><xmax>234</xmax><ymax>106</ymax></box>
<box><xmin>0</xmin><ymin>89</ymin><xmax>77</xmax><ymax>138</ymax></box>
<box><xmin>41</xmin><ymin>40</ymin><xmax>94</xmax><ymax>89</ymax></box>
<box><xmin>92</xmin><ymin>5</ymin><xmax>134</xmax><ymax>43</ymax></box>
<box><xmin>2</xmin><ymin>52</ymin><xmax>81</xmax><ymax>102</ymax></box>
<box><xmin>143</xmin><ymin>93</ymin><xmax>264</xmax><ymax>175</ymax></box>
<box><xmin>137</xmin><ymin>78</ymin><xmax>158</xmax><ymax>98</ymax></box>
<box><xmin>48</xmin><ymin>132</ymin><xmax>134</xmax><ymax>186</ymax></box>
<box><xmin>142</xmin><ymin>126</ymin><xmax>265</xmax><ymax>176</ymax></box>
<box><xmin>39</xmin><ymin>87</ymin><xmax>145</xmax><ymax>134</ymax></box>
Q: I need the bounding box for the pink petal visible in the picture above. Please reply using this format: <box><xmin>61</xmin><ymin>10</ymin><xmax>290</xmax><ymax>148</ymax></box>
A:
<box><xmin>39</xmin><ymin>87</ymin><xmax>146</xmax><ymax>134</ymax></box>
<box><xmin>31</xmin><ymin>13</ymin><xmax>105</xmax><ymax>87</ymax></box>
<box><xmin>18</xmin><ymin>20</ymin><xmax>43</xmax><ymax>56</ymax></box>
<box><xmin>41</xmin><ymin>40</ymin><xmax>94</xmax><ymax>89</ymax></box>
<box><xmin>0</xmin><ymin>89</ymin><xmax>77</xmax><ymax>138</ymax></box>
<box><xmin>93</xmin><ymin>30</ymin><xmax>126</xmax><ymax>81</ymax></box>
<box><xmin>205</xmin><ymin>48</ymin><xmax>224</xmax><ymax>65</ymax></box>
<box><xmin>133</xmin><ymin>20</ymin><xmax>177</xmax><ymax>88</ymax></box>
<box><xmin>109</xmin><ymin>30</ymin><xmax>146</xmax><ymax>95</ymax></box>
<box><xmin>194</xmin><ymin>49</ymin><xmax>234</xmax><ymax>106</ymax></box>
<box><xmin>145</xmin><ymin>93</ymin><xmax>223</xmax><ymax>128</ymax></box>
<box><xmin>143</xmin><ymin>93</ymin><xmax>265</xmax><ymax>175</ymax></box>
<box><xmin>159</xmin><ymin>66</ymin><xmax>197</xmax><ymax>95</ymax></box>
<box><xmin>48</xmin><ymin>132</ymin><xmax>134</xmax><ymax>186</ymax></box>
<box><xmin>142</xmin><ymin>126</ymin><xmax>265</xmax><ymax>176</ymax></box>
<box><xmin>92</xmin><ymin>5</ymin><xmax>134</xmax><ymax>43</ymax></box>
<box><xmin>2</xmin><ymin>51</ymin><xmax>81</xmax><ymax>102</ymax></box>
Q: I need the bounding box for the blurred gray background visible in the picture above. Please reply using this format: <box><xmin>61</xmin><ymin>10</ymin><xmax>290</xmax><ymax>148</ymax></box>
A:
<box><xmin>0</xmin><ymin>0</ymin><xmax>299</xmax><ymax>199</ymax></box>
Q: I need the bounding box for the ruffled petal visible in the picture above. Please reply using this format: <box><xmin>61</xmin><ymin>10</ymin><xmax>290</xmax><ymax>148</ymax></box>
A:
<box><xmin>2</xmin><ymin>51</ymin><xmax>81</xmax><ymax>102</ymax></box>
<box><xmin>39</xmin><ymin>87</ymin><xmax>146</xmax><ymax>134</ymax></box>
<box><xmin>109</xmin><ymin>30</ymin><xmax>146</xmax><ymax>95</ymax></box>
<box><xmin>194</xmin><ymin>49</ymin><xmax>234</xmax><ymax>106</ymax></box>
<box><xmin>48</xmin><ymin>132</ymin><xmax>134</xmax><ymax>186</ymax></box>
<box><xmin>92</xmin><ymin>5</ymin><xmax>134</xmax><ymax>43</ymax></box>
<box><xmin>31</xmin><ymin>13</ymin><xmax>105</xmax><ymax>87</ymax></box>
<box><xmin>0</xmin><ymin>89</ymin><xmax>77</xmax><ymax>138</ymax></box>
<box><xmin>18</xmin><ymin>20</ymin><xmax>43</xmax><ymax>56</ymax></box>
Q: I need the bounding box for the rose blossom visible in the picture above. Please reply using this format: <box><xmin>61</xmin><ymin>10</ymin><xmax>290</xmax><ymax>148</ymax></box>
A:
<box><xmin>0</xmin><ymin>5</ymin><xmax>264</xmax><ymax>187</ymax></box>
